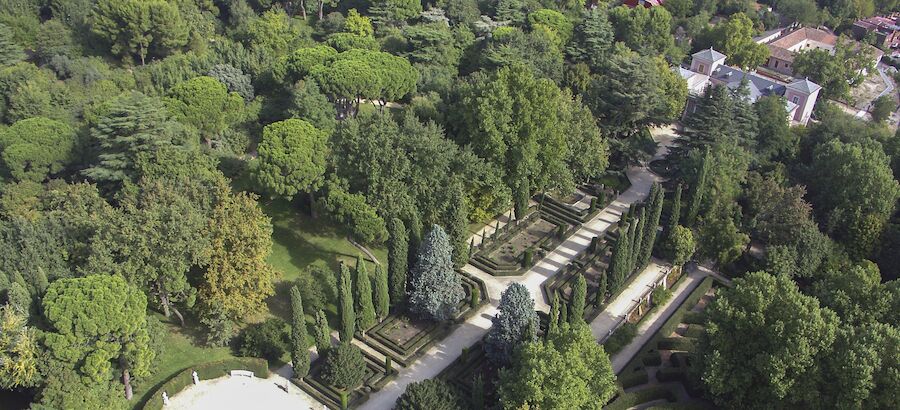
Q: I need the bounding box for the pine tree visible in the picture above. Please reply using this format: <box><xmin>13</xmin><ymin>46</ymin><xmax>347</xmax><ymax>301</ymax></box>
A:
<box><xmin>639</xmin><ymin>183</ymin><xmax>664</xmax><ymax>268</ymax></box>
<box><xmin>548</xmin><ymin>290</ymin><xmax>560</xmax><ymax>336</ymax></box>
<box><xmin>289</xmin><ymin>286</ymin><xmax>310</xmax><ymax>378</ymax></box>
<box><xmin>566</xmin><ymin>7</ymin><xmax>613</xmax><ymax>71</ymax></box>
<box><xmin>667</xmin><ymin>183</ymin><xmax>683</xmax><ymax>236</ymax></box>
<box><xmin>0</xmin><ymin>23</ymin><xmax>23</xmax><ymax>66</ymax></box>
<box><xmin>685</xmin><ymin>148</ymin><xmax>711</xmax><ymax>227</ymax></box>
<box><xmin>570</xmin><ymin>273</ymin><xmax>587</xmax><ymax>324</ymax></box>
<box><xmin>373</xmin><ymin>264</ymin><xmax>389</xmax><ymax>320</ymax></box>
<box><xmin>354</xmin><ymin>256</ymin><xmax>376</xmax><ymax>331</ymax></box>
<box><xmin>631</xmin><ymin>207</ymin><xmax>646</xmax><ymax>273</ymax></box>
<box><xmin>408</xmin><ymin>225</ymin><xmax>465</xmax><ymax>321</ymax></box>
<box><xmin>447</xmin><ymin>183</ymin><xmax>470</xmax><ymax>268</ymax></box>
<box><xmin>387</xmin><ymin>218</ymin><xmax>408</xmax><ymax>305</ymax></box>
<box><xmin>313</xmin><ymin>309</ymin><xmax>331</xmax><ymax>354</ymax></box>
<box><xmin>338</xmin><ymin>263</ymin><xmax>356</xmax><ymax>342</ymax></box>
<box><xmin>495</xmin><ymin>0</ymin><xmax>526</xmax><ymax>24</ymax></box>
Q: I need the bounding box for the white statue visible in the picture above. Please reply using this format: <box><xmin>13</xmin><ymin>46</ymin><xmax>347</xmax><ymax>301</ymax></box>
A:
<box><xmin>162</xmin><ymin>391</ymin><xmax>170</xmax><ymax>406</ymax></box>
<box><xmin>192</xmin><ymin>370</ymin><xmax>199</xmax><ymax>385</ymax></box>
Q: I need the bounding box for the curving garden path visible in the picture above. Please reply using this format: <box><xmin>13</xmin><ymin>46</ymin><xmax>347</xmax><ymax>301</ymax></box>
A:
<box><xmin>357</xmin><ymin>125</ymin><xmax>681</xmax><ymax>410</ymax></box>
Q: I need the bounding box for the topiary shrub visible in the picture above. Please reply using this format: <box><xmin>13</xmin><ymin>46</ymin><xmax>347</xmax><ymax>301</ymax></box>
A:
<box><xmin>237</xmin><ymin>318</ymin><xmax>288</xmax><ymax>362</ymax></box>
<box><xmin>522</xmin><ymin>248</ymin><xmax>533</xmax><ymax>267</ymax></box>
<box><xmin>395</xmin><ymin>378</ymin><xmax>463</xmax><ymax>410</ymax></box>
<box><xmin>320</xmin><ymin>342</ymin><xmax>366</xmax><ymax>390</ymax></box>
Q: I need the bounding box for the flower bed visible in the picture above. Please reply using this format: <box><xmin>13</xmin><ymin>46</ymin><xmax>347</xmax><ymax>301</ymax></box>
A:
<box><xmin>470</xmin><ymin>208</ymin><xmax>579</xmax><ymax>276</ymax></box>
<box><xmin>293</xmin><ymin>348</ymin><xmax>397</xmax><ymax>410</ymax></box>
<box><xmin>358</xmin><ymin>271</ymin><xmax>487</xmax><ymax>367</ymax></box>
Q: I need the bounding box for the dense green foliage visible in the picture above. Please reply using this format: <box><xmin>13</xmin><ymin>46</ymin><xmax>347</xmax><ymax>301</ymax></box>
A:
<box><xmin>395</xmin><ymin>378</ymin><xmax>463</xmax><ymax>410</ymax></box>
<box><xmin>0</xmin><ymin>0</ymin><xmax>895</xmax><ymax>407</ymax></box>
<box><xmin>408</xmin><ymin>225</ymin><xmax>464</xmax><ymax>321</ymax></box>
<box><xmin>499</xmin><ymin>324</ymin><xmax>617</xmax><ymax>409</ymax></box>
<box><xmin>485</xmin><ymin>283</ymin><xmax>538</xmax><ymax>365</ymax></box>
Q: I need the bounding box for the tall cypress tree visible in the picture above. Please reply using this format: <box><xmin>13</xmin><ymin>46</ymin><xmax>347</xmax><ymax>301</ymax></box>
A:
<box><xmin>667</xmin><ymin>183</ymin><xmax>683</xmax><ymax>236</ymax></box>
<box><xmin>447</xmin><ymin>183</ymin><xmax>470</xmax><ymax>268</ymax></box>
<box><xmin>639</xmin><ymin>183</ymin><xmax>664</xmax><ymax>268</ymax></box>
<box><xmin>631</xmin><ymin>207</ymin><xmax>646</xmax><ymax>273</ymax></box>
<box><xmin>289</xmin><ymin>286</ymin><xmax>310</xmax><ymax>377</ymax></box>
<box><xmin>338</xmin><ymin>263</ymin><xmax>356</xmax><ymax>342</ymax></box>
<box><xmin>354</xmin><ymin>256</ymin><xmax>376</xmax><ymax>331</ymax></box>
<box><xmin>373</xmin><ymin>264</ymin><xmax>389</xmax><ymax>320</ymax></box>
<box><xmin>628</xmin><ymin>218</ymin><xmax>640</xmax><ymax>275</ymax></box>
<box><xmin>313</xmin><ymin>309</ymin><xmax>331</xmax><ymax>354</ymax></box>
<box><xmin>559</xmin><ymin>294</ymin><xmax>568</xmax><ymax>324</ymax></box>
<box><xmin>609</xmin><ymin>223</ymin><xmax>631</xmax><ymax>289</ymax></box>
<box><xmin>597</xmin><ymin>270</ymin><xmax>608</xmax><ymax>306</ymax></box>
<box><xmin>570</xmin><ymin>273</ymin><xmax>587</xmax><ymax>324</ymax></box>
<box><xmin>406</xmin><ymin>211</ymin><xmax>423</xmax><ymax>267</ymax></box>
<box><xmin>387</xmin><ymin>218</ymin><xmax>408</xmax><ymax>305</ymax></box>
<box><xmin>548</xmin><ymin>290</ymin><xmax>560</xmax><ymax>336</ymax></box>
<box><xmin>685</xmin><ymin>148</ymin><xmax>711</xmax><ymax>227</ymax></box>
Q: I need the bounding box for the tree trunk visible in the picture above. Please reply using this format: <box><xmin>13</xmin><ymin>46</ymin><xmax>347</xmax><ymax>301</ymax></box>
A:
<box><xmin>121</xmin><ymin>357</ymin><xmax>134</xmax><ymax>400</ymax></box>
<box><xmin>158</xmin><ymin>285</ymin><xmax>171</xmax><ymax>318</ymax></box>
<box><xmin>348</xmin><ymin>236</ymin><xmax>381</xmax><ymax>265</ymax></box>
<box><xmin>318</xmin><ymin>0</ymin><xmax>324</xmax><ymax>20</ymax></box>
<box><xmin>171</xmin><ymin>305</ymin><xmax>186</xmax><ymax>327</ymax></box>
<box><xmin>300</xmin><ymin>0</ymin><xmax>307</xmax><ymax>19</ymax></box>
<box><xmin>309</xmin><ymin>191</ymin><xmax>317</xmax><ymax>218</ymax></box>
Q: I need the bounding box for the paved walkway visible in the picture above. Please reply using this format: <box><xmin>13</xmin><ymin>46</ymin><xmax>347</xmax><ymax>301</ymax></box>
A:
<box><xmin>357</xmin><ymin>125</ymin><xmax>681</xmax><ymax>410</ymax></box>
<box><xmin>607</xmin><ymin>266</ymin><xmax>706</xmax><ymax>373</ymax></box>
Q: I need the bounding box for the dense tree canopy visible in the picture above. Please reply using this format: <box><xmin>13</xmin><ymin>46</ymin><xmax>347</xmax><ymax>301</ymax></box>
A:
<box><xmin>499</xmin><ymin>324</ymin><xmax>617</xmax><ymax>409</ymax></box>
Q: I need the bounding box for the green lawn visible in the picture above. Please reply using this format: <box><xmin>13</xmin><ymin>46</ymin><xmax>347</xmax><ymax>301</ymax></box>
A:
<box><xmin>133</xmin><ymin>198</ymin><xmax>388</xmax><ymax>409</ymax></box>
<box><xmin>134</xmin><ymin>321</ymin><xmax>236</xmax><ymax>409</ymax></box>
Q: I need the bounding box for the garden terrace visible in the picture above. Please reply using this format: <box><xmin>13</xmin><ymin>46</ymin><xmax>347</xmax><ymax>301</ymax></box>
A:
<box><xmin>540</xmin><ymin>241</ymin><xmax>612</xmax><ymax>323</ymax></box>
<box><xmin>294</xmin><ymin>348</ymin><xmax>398</xmax><ymax>410</ymax></box>
<box><xmin>470</xmin><ymin>208</ymin><xmax>580</xmax><ymax>276</ymax></box>
<box><xmin>608</xmin><ymin>277</ymin><xmax>725</xmax><ymax>409</ymax></box>
<box><xmin>141</xmin><ymin>358</ymin><xmax>269</xmax><ymax>410</ymax></box>
<box><xmin>437</xmin><ymin>341</ymin><xmax>491</xmax><ymax>406</ymax></box>
<box><xmin>535</xmin><ymin>192</ymin><xmax>603</xmax><ymax>226</ymax></box>
<box><xmin>358</xmin><ymin>271</ymin><xmax>487</xmax><ymax>367</ymax></box>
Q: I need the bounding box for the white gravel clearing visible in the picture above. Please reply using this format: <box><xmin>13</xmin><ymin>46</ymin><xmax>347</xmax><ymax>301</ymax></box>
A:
<box><xmin>165</xmin><ymin>374</ymin><xmax>324</xmax><ymax>410</ymax></box>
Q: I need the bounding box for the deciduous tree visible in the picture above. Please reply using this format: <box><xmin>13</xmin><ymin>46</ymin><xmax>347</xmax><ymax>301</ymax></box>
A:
<box><xmin>321</xmin><ymin>342</ymin><xmax>366</xmax><ymax>390</ymax></box>
<box><xmin>395</xmin><ymin>378</ymin><xmax>463</xmax><ymax>410</ymax></box>
<box><xmin>699</xmin><ymin>271</ymin><xmax>839</xmax><ymax>408</ymax></box>
<box><xmin>499</xmin><ymin>324</ymin><xmax>616</xmax><ymax>409</ymax></box>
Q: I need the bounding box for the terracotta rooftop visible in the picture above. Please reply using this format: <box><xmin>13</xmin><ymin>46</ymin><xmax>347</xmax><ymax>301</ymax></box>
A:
<box><xmin>769</xmin><ymin>27</ymin><xmax>837</xmax><ymax>49</ymax></box>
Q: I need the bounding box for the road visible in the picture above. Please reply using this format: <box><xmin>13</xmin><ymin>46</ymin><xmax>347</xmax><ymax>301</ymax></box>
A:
<box><xmin>357</xmin><ymin>125</ymin><xmax>681</xmax><ymax>410</ymax></box>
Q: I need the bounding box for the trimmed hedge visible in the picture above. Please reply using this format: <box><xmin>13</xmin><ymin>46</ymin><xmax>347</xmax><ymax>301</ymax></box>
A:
<box><xmin>641</xmin><ymin>354</ymin><xmax>662</xmax><ymax>367</ymax></box>
<box><xmin>617</xmin><ymin>370</ymin><xmax>649</xmax><ymax>389</ymax></box>
<box><xmin>142</xmin><ymin>357</ymin><xmax>269</xmax><ymax>410</ymax></box>
<box><xmin>682</xmin><ymin>311</ymin><xmax>706</xmax><ymax>325</ymax></box>
<box><xmin>684</xmin><ymin>324</ymin><xmax>705</xmax><ymax>339</ymax></box>
<box><xmin>604</xmin><ymin>386</ymin><xmax>677</xmax><ymax>410</ymax></box>
<box><xmin>658</xmin><ymin>337</ymin><xmax>696</xmax><ymax>352</ymax></box>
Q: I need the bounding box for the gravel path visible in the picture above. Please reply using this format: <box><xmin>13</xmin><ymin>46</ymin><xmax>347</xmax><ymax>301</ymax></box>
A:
<box><xmin>165</xmin><ymin>372</ymin><xmax>324</xmax><ymax>410</ymax></box>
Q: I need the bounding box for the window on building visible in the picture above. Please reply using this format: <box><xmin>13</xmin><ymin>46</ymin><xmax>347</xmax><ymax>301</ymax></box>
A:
<box><xmin>792</xmin><ymin>96</ymin><xmax>800</xmax><ymax>104</ymax></box>
<box><xmin>774</xmin><ymin>60</ymin><xmax>779</xmax><ymax>68</ymax></box>
<box><xmin>698</xmin><ymin>64</ymin><xmax>705</xmax><ymax>73</ymax></box>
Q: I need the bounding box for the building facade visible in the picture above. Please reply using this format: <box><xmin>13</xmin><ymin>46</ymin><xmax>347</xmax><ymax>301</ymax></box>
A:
<box><xmin>679</xmin><ymin>48</ymin><xmax>821</xmax><ymax>125</ymax></box>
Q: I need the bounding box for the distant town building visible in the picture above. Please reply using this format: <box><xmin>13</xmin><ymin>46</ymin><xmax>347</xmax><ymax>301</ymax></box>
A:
<box><xmin>679</xmin><ymin>48</ymin><xmax>821</xmax><ymax>126</ymax></box>
<box><xmin>851</xmin><ymin>14</ymin><xmax>900</xmax><ymax>49</ymax></box>
<box><xmin>755</xmin><ymin>26</ymin><xmax>883</xmax><ymax>77</ymax></box>
<box><xmin>622</xmin><ymin>0</ymin><xmax>664</xmax><ymax>8</ymax></box>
